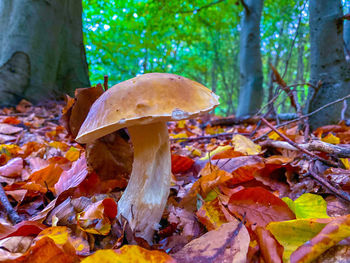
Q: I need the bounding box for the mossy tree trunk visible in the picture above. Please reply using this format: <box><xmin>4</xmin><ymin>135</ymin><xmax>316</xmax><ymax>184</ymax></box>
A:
<box><xmin>308</xmin><ymin>0</ymin><xmax>350</xmax><ymax>129</ymax></box>
<box><xmin>0</xmin><ymin>0</ymin><xmax>90</xmax><ymax>106</ymax></box>
<box><xmin>236</xmin><ymin>0</ymin><xmax>264</xmax><ymax>117</ymax></box>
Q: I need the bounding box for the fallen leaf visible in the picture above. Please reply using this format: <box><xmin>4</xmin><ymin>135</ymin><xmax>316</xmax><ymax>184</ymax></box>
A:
<box><xmin>0</xmin><ymin>157</ymin><xmax>23</xmax><ymax>177</ymax></box>
<box><xmin>171</xmin><ymin>154</ymin><xmax>194</xmax><ymax>174</ymax></box>
<box><xmin>228</xmin><ymin>187</ymin><xmax>295</xmax><ymax>227</ymax></box>
<box><xmin>196</xmin><ymin>198</ymin><xmax>228</xmax><ymax>231</ymax></box>
<box><xmin>13</xmin><ymin>236</ymin><xmax>78</xmax><ymax>263</ymax></box>
<box><xmin>81</xmin><ymin>246</ymin><xmax>175</xmax><ymax>263</ymax></box>
<box><xmin>0</xmin><ymin>123</ymin><xmax>23</xmax><ymax>135</ymax></box>
<box><xmin>55</xmin><ymin>155</ymin><xmax>89</xmax><ymax>195</ymax></box>
<box><xmin>282</xmin><ymin>193</ymin><xmax>329</xmax><ymax>219</ymax></box>
<box><xmin>0</xmin><ymin>221</ymin><xmax>46</xmax><ymax>240</ymax></box>
<box><xmin>86</xmin><ymin>132</ymin><xmax>132</xmax><ymax>180</ymax></box>
<box><xmin>290</xmin><ymin>215</ymin><xmax>350</xmax><ymax>263</ymax></box>
<box><xmin>267</xmin><ymin>218</ymin><xmax>332</xmax><ymax>261</ymax></box>
<box><xmin>172</xmin><ymin>220</ymin><xmax>250</xmax><ymax>263</ymax></box>
<box><xmin>232</xmin><ymin>134</ymin><xmax>261</xmax><ymax>155</ymax></box>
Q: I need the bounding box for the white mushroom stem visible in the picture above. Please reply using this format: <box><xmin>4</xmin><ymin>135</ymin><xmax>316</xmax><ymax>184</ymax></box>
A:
<box><xmin>117</xmin><ymin>121</ymin><xmax>171</xmax><ymax>242</ymax></box>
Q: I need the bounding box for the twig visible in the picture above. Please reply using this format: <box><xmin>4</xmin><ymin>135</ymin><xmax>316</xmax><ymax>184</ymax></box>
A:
<box><xmin>260</xmin><ymin>139</ymin><xmax>350</xmax><ymax>158</ymax></box>
<box><xmin>281</xmin><ymin>1</ymin><xmax>307</xmax><ymax>79</ymax></box>
<box><xmin>170</xmin><ymin>132</ymin><xmax>249</xmax><ymax>143</ymax></box>
<box><xmin>179</xmin><ymin>0</ymin><xmax>226</xmax><ymax>14</ymax></box>
<box><xmin>309</xmin><ymin>162</ymin><xmax>350</xmax><ymax>203</ymax></box>
<box><xmin>254</xmin><ymin>93</ymin><xmax>350</xmax><ymax>141</ymax></box>
<box><xmin>0</xmin><ymin>184</ymin><xmax>21</xmax><ymax>224</ymax></box>
<box><xmin>260</xmin><ymin>118</ymin><xmax>337</xmax><ymax>167</ymax></box>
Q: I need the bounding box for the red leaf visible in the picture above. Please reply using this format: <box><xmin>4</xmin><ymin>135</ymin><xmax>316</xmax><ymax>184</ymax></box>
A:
<box><xmin>102</xmin><ymin>198</ymin><xmax>118</xmax><ymax>220</ymax></box>
<box><xmin>171</xmin><ymin>154</ymin><xmax>194</xmax><ymax>174</ymax></box>
<box><xmin>228</xmin><ymin>187</ymin><xmax>295</xmax><ymax>227</ymax></box>
<box><xmin>0</xmin><ymin>221</ymin><xmax>46</xmax><ymax>240</ymax></box>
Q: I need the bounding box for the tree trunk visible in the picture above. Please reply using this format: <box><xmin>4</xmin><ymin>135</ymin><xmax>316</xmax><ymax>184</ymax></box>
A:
<box><xmin>344</xmin><ymin>4</ymin><xmax>350</xmax><ymax>61</ymax></box>
<box><xmin>236</xmin><ymin>0</ymin><xmax>264</xmax><ymax>117</ymax></box>
<box><xmin>0</xmin><ymin>0</ymin><xmax>90</xmax><ymax>105</ymax></box>
<box><xmin>308</xmin><ymin>0</ymin><xmax>350</xmax><ymax>129</ymax></box>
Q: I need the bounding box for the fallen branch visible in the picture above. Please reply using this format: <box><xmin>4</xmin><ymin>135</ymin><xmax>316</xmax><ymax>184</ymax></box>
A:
<box><xmin>309</xmin><ymin>162</ymin><xmax>350</xmax><ymax>203</ymax></box>
<box><xmin>260</xmin><ymin>118</ymin><xmax>337</xmax><ymax>167</ymax></box>
<box><xmin>254</xmin><ymin>93</ymin><xmax>350</xmax><ymax>141</ymax></box>
<box><xmin>260</xmin><ymin>139</ymin><xmax>350</xmax><ymax>158</ymax></box>
<box><xmin>170</xmin><ymin>132</ymin><xmax>250</xmax><ymax>143</ymax></box>
<box><xmin>211</xmin><ymin>113</ymin><xmax>297</xmax><ymax>127</ymax></box>
<box><xmin>0</xmin><ymin>184</ymin><xmax>21</xmax><ymax>224</ymax></box>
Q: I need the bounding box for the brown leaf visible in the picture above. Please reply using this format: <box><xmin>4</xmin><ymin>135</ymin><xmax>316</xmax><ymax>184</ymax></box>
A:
<box><xmin>172</xmin><ymin>220</ymin><xmax>250</xmax><ymax>263</ymax></box>
<box><xmin>0</xmin><ymin>123</ymin><xmax>23</xmax><ymax>135</ymax></box>
<box><xmin>255</xmin><ymin>226</ymin><xmax>283</xmax><ymax>263</ymax></box>
<box><xmin>86</xmin><ymin>132</ymin><xmax>132</xmax><ymax>181</ymax></box>
<box><xmin>69</xmin><ymin>86</ymin><xmax>104</xmax><ymax>138</ymax></box>
<box><xmin>0</xmin><ymin>157</ymin><xmax>23</xmax><ymax>177</ymax></box>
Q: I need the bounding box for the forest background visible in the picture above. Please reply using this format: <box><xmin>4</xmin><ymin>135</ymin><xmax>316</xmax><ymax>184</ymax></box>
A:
<box><xmin>83</xmin><ymin>0</ymin><xmax>349</xmax><ymax>116</ymax></box>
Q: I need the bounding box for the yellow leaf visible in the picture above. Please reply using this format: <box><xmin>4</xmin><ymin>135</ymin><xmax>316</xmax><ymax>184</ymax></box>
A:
<box><xmin>177</xmin><ymin>120</ymin><xmax>186</xmax><ymax>129</ymax></box>
<box><xmin>65</xmin><ymin>147</ymin><xmax>80</xmax><ymax>162</ymax></box>
<box><xmin>200</xmin><ymin>145</ymin><xmax>232</xmax><ymax>160</ymax></box>
<box><xmin>321</xmin><ymin>133</ymin><xmax>340</xmax><ymax>144</ymax></box>
<box><xmin>232</xmin><ymin>134</ymin><xmax>261</xmax><ymax>155</ymax></box>
<box><xmin>196</xmin><ymin>198</ymin><xmax>228</xmax><ymax>231</ymax></box>
<box><xmin>268</xmin><ymin>131</ymin><xmax>281</xmax><ymax>140</ymax></box>
<box><xmin>267</xmin><ymin>219</ymin><xmax>328</xmax><ymax>262</ymax></box>
<box><xmin>170</xmin><ymin>132</ymin><xmax>187</xmax><ymax>142</ymax></box>
<box><xmin>81</xmin><ymin>246</ymin><xmax>176</xmax><ymax>263</ymax></box>
<box><xmin>37</xmin><ymin>226</ymin><xmax>90</xmax><ymax>256</ymax></box>
<box><xmin>49</xmin><ymin>141</ymin><xmax>70</xmax><ymax>151</ymax></box>
<box><xmin>282</xmin><ymin>193</ymin><xmax>329</xmax><ymax>219</ymax></box>
<box><xmin>340</xmin><ymin>158</ymin><xmax>350</xmax><ymax>169</ymax></box>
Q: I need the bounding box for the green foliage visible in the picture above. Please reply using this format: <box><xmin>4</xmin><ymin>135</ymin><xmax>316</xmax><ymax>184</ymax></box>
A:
<box><xmin>83</xmin><ymin>0</ymin><xmax>312</xmax><ymax>114</ymax></box>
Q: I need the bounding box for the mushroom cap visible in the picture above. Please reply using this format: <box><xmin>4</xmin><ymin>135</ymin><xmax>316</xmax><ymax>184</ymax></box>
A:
<box><xmin>76</xmin><ymin>73</ymin><xmax>219</xmax><ymax>143</ymax></box>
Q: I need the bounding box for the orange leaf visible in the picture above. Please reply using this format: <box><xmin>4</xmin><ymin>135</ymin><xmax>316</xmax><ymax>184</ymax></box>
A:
<box><xmin>13</xmin><ymin>236</ymin><xmax>78</xmax><ymax>263</ymax></box>
<box><xmin>228</xmin><ymin>187</ymin><xmax>295</xmax><ymax>227</ymax></box>
<box><xmin>55</xmin><ymin>156</ymin><xmax>88</xmax><ymax>196</ymax></box>
<box><xmin>196</xmin><ymin>198</ymin><xmax>228</xmax><ymax>230</ymax></box>
<box><xmin>3</xmin><ymin>117</ymin><xmax>21</xmax><ymax>125</ymax></box>
<box><xmin>29</xmin><ymin>163</ymin><xmax>63</xmax><ymax>191</ymax></box>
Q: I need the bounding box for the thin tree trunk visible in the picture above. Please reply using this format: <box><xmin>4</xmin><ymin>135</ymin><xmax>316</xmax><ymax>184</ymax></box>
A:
<box><xmin>344</xmin><ymin>4</ymin><xmax>350</xmax><ymax>61</ymax></box>
<box><xmin>0</xmin><ymin>0</ymin><xmax>90</xmax><ymax>105</ymax></box>
<box><xmin>236</xmin><ymin>0</ymin><xmax>264</xmax><ymax>117</ymax></box>
<box><xmin>308</xmin><ymin>0</ymin><xmax>350</xmax><ymax>129</ymax></box>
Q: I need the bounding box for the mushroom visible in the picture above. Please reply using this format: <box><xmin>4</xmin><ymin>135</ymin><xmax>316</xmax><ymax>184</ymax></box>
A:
<box><xmin>75</xmin><ymin>73</ymin><xmax>219</xmax><ymax>242</ymax></box>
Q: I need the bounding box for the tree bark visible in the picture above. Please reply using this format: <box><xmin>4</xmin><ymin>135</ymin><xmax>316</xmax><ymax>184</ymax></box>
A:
<box><xmin>308</xmin><ymin>0</ymin><xmax>350</xmax><ymax>129</ymax></box>
<box><xmin>0</xmin><ymin>0</ymin><xmax>90</xmax><ymax>105</ymax></box>
<box><xmin>344</xmin><ymin>4</ymin><xmax>350</xmax><ymax>61</ymax></box>
<box><xmin>236</xmin><ymin>0</ymin><xmax>264</xmax><ymax>117</ymax></box>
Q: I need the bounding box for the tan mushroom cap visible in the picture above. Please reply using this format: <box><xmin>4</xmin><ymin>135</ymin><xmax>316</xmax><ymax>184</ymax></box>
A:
<box><xmin>76</xmin><ymin>73</ymin><xmax>219</xmax><ymax>143</ymax></box>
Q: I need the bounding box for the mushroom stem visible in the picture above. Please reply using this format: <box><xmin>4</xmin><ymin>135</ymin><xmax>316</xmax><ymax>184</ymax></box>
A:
<box><xmin>117</xmin><ymin>121</ymin><xmax>171</xmax><ymax>242</ymax></box>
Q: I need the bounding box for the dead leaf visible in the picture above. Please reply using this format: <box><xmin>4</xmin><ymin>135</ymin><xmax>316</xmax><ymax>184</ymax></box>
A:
<box><xmin>172</xmin><ymin>220</ymin><xmax>250</xmax><ymax>263</ymax></box>
<box><xmin>54</xmin><ymin>155</ymin><xmax>89</xmax><ymax>196</ymax></box>
<box><xmin>81</xmin><ymin>246</ymin><xmax>175</xmax><ymax>263</ymax></box>
<box><xmin>0</xmin><ymin>123</ymin><xmax>23</xmax><ymax>135</ymax></box>
<box><xmin>86</xmin><ymin>132</ymin><xmax>132</xmax><ymax>181</ymax></box>
<box><xmin>228</xmin><ymin>187</ymin><xmax>295</xmax><ymax>227</ymax></box>
<box><xmin>0</xmin><ymin>157</ymin><xmax>23</xmax><ymax>177</ymax></box>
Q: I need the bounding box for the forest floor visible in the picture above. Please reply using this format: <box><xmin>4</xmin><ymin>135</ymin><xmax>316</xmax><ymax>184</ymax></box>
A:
<box><xmin>0</xmin><ymin>96</ymin><xmax>350</xmax><ymax>262</ymax></box>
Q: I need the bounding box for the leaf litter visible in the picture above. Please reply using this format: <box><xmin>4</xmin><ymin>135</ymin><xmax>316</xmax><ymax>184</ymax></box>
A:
<box><xmin>0</xmin><ymin>95</ymin><xmax>349</xmax><ymax>262</ymax></box>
